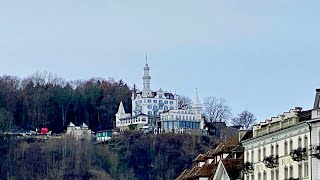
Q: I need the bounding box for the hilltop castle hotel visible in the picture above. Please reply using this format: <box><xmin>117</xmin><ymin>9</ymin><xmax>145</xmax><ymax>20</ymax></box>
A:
<box><xmin>115</xmin><ymin>62</ymin><xmax>204</xmax><ymax>132</ymax></box>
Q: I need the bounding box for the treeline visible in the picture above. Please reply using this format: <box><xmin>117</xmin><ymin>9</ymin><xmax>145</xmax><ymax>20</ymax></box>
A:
<box><xmin>0</xmin><ymin>72</ymin><xmax>132</xmax><ymax>133</ymax></box>
<box><xmin>0</xmin><ymin>133</ymin><xmax>216</xmax><ymax>180</ymax></box>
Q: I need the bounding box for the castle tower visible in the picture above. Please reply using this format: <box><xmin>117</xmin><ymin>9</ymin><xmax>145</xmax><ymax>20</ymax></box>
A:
<box><xmin>142</xmin><ymin>56</ymin><xmax>151</xmax><ymax>92</ymax></box>
<box><xmin>193</xmin><ymin>90</ymin><xmax>203</xmax><ymax>129</ymax></box>
<box><xmin>115</xmin><ymin>101</ymin><xmax>130</xmax><ymax>128</ymax></box>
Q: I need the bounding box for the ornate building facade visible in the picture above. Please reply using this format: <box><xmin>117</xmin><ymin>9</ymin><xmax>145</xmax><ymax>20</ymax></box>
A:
<box><xmin>115</xmin><ymin>62</ymin><xmax>204</xmax><ymax>132</ymax></box>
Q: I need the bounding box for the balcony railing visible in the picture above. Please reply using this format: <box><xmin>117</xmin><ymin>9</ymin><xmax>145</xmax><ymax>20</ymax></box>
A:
<box><xmin>284</xmin><ymin>178</ymin><xmax>300</xmax><ymax>180</ymax></box>
<box><xmin>311</xmin><ymin>144</ymin><xmax>320</xmax><ymax>159</ymax></box>
<box><xmin>263</xmin><ymin>155</ymin><xmax>279</xmax><ymax>168</ymax></box>
<box><xmin>290</xmin><ymin>147</ymin><xmax>307</xmax><ymax>161</ymax></box>
<box><xmin>243</xmin><ymin>162</ymin><xmax>254</xmax><ymax>174</ymax></box>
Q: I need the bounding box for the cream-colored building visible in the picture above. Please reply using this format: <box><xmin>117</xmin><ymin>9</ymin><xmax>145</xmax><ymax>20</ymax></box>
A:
<box><xmin>309</xmin><ymin>89</ymin><xmax>320</xmax><ymax>179</ymax></box>
<box><xmin>242</xmin><ymin>107</ymin><xmax>311</xmax><ymax>180</ymax></box>
<box><xmin>242</xmin><ymin>89</ymin><xmax>320</xmax><ymax>180</ymax></box>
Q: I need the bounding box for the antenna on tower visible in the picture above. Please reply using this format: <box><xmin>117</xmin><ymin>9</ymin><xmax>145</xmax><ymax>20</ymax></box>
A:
<box><xmin>145</xmin><ymin>52</ymin><xmax>148</xmax><ymax>65</ymax></box>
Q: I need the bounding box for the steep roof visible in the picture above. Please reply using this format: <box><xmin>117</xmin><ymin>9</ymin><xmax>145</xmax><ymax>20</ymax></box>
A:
<box><xmin>193</xmin><ymin>154</ymin><xmax>206</xmax><ymax>162</ymax></box>
<box><xmin>175</xmin><ymin>169</ymin><xmax>190</xmax><ymax>180</ymax></box>
<box><xmin>81</xmin><ymin>123</ymin><xmax>88</xmax><ymax>129</ymax></box>
<box><xmin>221</xmin><ymin>159</ymin><xmax>243</xmax><ymax>179</ymax></box>
<box><xmin>191</xmin><ymin>163</ymin><xmax>218</xmax><ymax>178</ymax></box>
<box><xmin>68</xmin><ymin>122</ymin><xmax>75</xmax><ymax>127</ymax></box>
<box><xmin>117</xmin><ymin>101</ymin><xmax>126</xmax><ymax>114</ymax></box>
<box><xmin>212</xmin><ymin>136</ymin><xmax>239</xmax><ymax>154</ymax></box>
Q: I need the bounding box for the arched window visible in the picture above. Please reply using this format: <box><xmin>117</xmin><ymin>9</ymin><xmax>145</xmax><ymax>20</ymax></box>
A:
<box><xmin>298</xmin><ymin>137</ymin><xmax>302</xmax><ymax>148</ymax></box>
<box><xmin>284</xmin><ymin>141</ymin><xmax>288</xmax><ymax>155</ymax></box>
<box><xmin>304</xmin><ymin>135</ymin><xmax>308</xmax><ymax>149</ymax></box>
<box><xmin>251</xmin><ymin>150</ymin><xmax>254</xmax><ymax>162</ymax></box>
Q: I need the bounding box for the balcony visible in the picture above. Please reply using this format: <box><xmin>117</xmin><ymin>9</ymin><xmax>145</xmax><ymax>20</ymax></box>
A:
<box><xmin>263</xmin><ymin>155</ymin><xmax>279</xmax><ymax>168</ymax></box>
<box><xmin>290</xmin><ymin>147</ymin><xmax>307</xmax><ymax>161</ymax></box>
<box><xmin>284</xmin><ymin>178</ymin><xmax>300</xmax><ymax>180</ymax></box>
<box><xmin>311</xmin><ymin>145</ymin><xmax>320</xmax><ymax>159</ymax></box>
<box><xmin>243</xmin><ymin>162</ymin><xmax>254</xmax><ymax>174</ymax></box>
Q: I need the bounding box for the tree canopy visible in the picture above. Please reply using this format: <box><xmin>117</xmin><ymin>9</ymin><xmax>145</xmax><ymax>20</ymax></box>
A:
<box><xmin>231</xmin><ymin>110</ymin><xmax>256</xmax><ymax>129</ymax></box>
<box><xmin>0</xmin><ymin>72</ymin><xmax>132</xmax><ymax>133</ymax></box>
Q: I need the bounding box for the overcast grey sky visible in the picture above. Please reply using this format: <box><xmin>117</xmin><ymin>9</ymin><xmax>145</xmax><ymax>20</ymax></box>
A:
<box><xmin>0</xmin><ymin>1</ymin><xmax>319</xmax><ymax>122</ymax></box>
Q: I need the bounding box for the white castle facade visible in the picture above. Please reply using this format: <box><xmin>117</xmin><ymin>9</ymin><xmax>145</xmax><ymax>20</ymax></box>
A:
<box><xmin>115</xmin><ymin>62</ymin><xmax>204</xmax><ymax>132</ymax></box>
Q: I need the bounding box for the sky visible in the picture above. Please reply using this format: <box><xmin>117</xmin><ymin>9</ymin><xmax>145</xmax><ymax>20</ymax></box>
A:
<box><xmin>1</xmin><ymin>1</ymin><xmax>320</xmax><ymax>122</ymax></box>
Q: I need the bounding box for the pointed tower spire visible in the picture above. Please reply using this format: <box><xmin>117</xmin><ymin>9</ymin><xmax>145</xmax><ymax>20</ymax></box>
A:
<box><xmin>145</xmin><ymin>52</ymin><xmax>148</xmax><ymax>66</ymax></box>
<box><xmin>194</xmin><ymin>88</ymin><xmax>201</xmax><ymax>106</ymax></box>
<box><xmin>117</xmin><ymin>101</ymin><xmax>126</xmax><ymax>114</ymax></box>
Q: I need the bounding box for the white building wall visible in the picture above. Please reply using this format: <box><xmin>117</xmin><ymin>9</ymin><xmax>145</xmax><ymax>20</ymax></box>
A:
<box><xmin>243</xmin><ymin>123</ymin><xmax>311</xmax><ymax>180</ymax></box>
<box><xmin>310</xmin><ymin>116</ymin><xmax>320</xmax><ymax>179</ymax></box>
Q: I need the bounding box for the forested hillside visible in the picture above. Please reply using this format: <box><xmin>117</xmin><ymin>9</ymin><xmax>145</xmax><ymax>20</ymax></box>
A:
<box><xmin>0</xmin><ymin>133</ymin><xmax>216</xmax><ymax>180</ymax></box>
<box><xmin>0</xmin><ymin>72</ymin><xmax>132</xmax><ymax>133</ymax></box>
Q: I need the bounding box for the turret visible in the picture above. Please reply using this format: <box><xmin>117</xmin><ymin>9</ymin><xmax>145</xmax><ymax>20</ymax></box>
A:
<box><xmin>115</xmin><ymin>101</ymin><xmax>127</xmax><ymax>128</ymax></box>
<box><xmin>142</xmin><ymin>62</ymin><xmax>151</xmax><ymax>92</ymax></box>
<box><xmin>193</xmin><ymin>90</ymin><xmax>202</xmax><ymax>122</ymax></box>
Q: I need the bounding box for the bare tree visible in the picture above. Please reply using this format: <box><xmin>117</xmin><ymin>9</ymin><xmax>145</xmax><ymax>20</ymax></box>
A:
<box><xmin>203</xmin><ymin>97</ymin><xmax>232</xmax><ymax>122</ymax></box>
<box><xmin>232</xmin><ymin>110</ymin><xmax>256</xmax><ymax>129</ymax></box>
<box><xmin>178</xmin><ymin>95</ymin><xmax>193</xmax><ymax>110</ymax></box>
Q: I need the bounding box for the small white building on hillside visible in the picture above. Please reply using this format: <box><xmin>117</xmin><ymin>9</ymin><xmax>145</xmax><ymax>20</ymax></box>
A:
<box><xmin>66</xmin><ymin>122</ymin><xmax>92</xmax><ymax>140</ymax></box>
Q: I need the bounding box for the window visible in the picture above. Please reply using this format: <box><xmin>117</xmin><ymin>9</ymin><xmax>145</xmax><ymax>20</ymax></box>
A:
<box><xmin>159</xmin><ymin>95</ymin><xmax>162</xmax><ymax>98</ymax></box>
<box><xmin>159</xmin><ymin>100</ymin><xmax>163</xmax><ymax>103</ymax></box>
<box><xmin>284</xmin><ymin>141</ymin><xmax>288</xmax><ymax>155</ymax></box>
<box><xmin>271</xmin><ymin>144</ymin><xmax>274</xmax><ymax>155</ymax></box>
<box><xmin>275</xmin><ymin>168</ymin><xmax>279</xmax><ymax>180</ymax></box>
<box><xmin>251</xmin><ymin>174</ymin><xmax>254</xmax><ymax>180</ymax></box>
<box><xmin>298</xmin><ymin>163</ymin><xmax>302</xmax><ymax>178</ymax></box>
<box><xmin>275</xmin><ymin>144</ymin><xmax>279</xmax><ymax>156</ymax></box>
<box><xmin>170</xmin><ymin>101</ymin><xmax>173</xmax><ymax>104</ymax></box>
<box><xmin>289</xmin><ymin>165</ymin><xmax>293</xmax><ymax>178</ymax></box>
<box><xmin>258</xmin><ymin>172</ymin><xmax>261</xmax><ymax>180</ymax></box>
<box><xmin>304</xmin><ymin>135</ymin><xmax>308</xmax><ymax>149</ymax></box>
<box><xmin>170</xmin><ymin>106</ymin><xmax>174</xmax><ymax>110</ymax></box>
<box><xmin>148</xmin><ymin>111</ymin><xmax>152</xmax><ymax>115</ymax></box>
<box><xmin>263</xmin><ymin>171</ymin><xmax>267</xmax><ymax>180</ymax></box>
<box><xmin>298</xmin><ymin>137</ymin><xmax>302</xmax><ymax>148</ymax></box>
<box><xmin>153</xmin><ymin>105</ymin><xmax>157</xmax><ymax>110</ymax></box>
<box><xmin>258</xmin><ymin>148</ymin><xmax>261</xmax><ymax>161</ymax></box>
<box><xmin>246</xmin><ymin>151</ymin><xmax>249</xmax><ymax>161</ymax></box>
<box><xmin>164</xmin><ymin>106</ymin><xmax>168</xmax><ymax>111</ymax></box>
<box><xmin>263</xmin><ymin>146</ymin><xmax>266</xmax><ymax>158</ymax></box>
<box><xmin>284</xmin><ymin>167</ymin><xmax>288</xmax><ymax>179</ymax></box>
<box><xmin>289</xmin><ymin>139</ymin><xmax>293</xmax><ymax>152</ymax></box>
<box><xmin>251</xmin><ymin>150</ymin><xmax>254</xmax><ymax>163</ymax></box>
<box><xmin>153</xmin><ymin>100</ymin><xmax>157</xmax><ymax>103</ymax></box>
<box><xmin>304</xmin><ymin>163</ymin><xmax>309</xmax><ymax>177</ymax></box>
<box><xmin>271</xmin><ymin>170</ymin><xmax>274</xmax><ymax>180</ymax></box>
<box><xmin>164</xmin><ymin>101</ymin><xmax>168</xmax><ymax>104</ymax></box>
<box><xmin>148</xmin><ymin>99</ymin><xmax>152</xmax><ymax>103</ymax></box>
<box><xmin>148</xmin><ymin>105</ymin><xmax>152</xmax><ymax>109</ymax></box>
